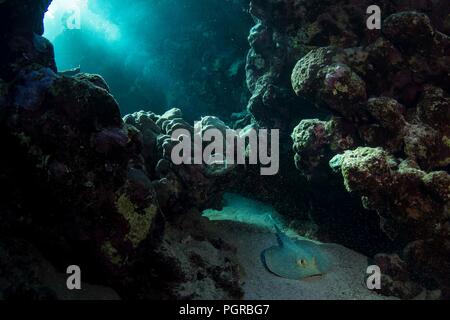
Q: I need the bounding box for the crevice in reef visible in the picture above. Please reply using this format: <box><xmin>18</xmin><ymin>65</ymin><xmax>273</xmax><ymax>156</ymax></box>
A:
<box><xmin>0</xmin><ymin>0</ymin><xmax>449</xmax><ymax>300</ymax></box>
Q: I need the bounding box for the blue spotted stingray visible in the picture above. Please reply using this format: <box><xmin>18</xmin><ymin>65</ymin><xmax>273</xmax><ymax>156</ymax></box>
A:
<box><xmin>261</xmin><ymin>223</ymin><xmax>331</xmax><ymax>280</ymax></box>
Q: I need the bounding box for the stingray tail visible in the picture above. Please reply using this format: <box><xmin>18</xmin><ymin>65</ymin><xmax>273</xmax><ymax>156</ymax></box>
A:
<box><xmin>260</xmin><ymin>249</ymin><xmax>270</xmax><ymax>272</ymax></box>
<box><xmin>268</xmin><ymin>215</ymin><xmax>286</xmax><ymax>247</ymax></box>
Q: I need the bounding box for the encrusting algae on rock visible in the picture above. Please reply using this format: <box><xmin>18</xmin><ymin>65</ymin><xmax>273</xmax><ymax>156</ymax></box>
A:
<box><xmin>115</xmin><ymin>193</ymin><xmax>158</xmax><ymax>249</ymax></box>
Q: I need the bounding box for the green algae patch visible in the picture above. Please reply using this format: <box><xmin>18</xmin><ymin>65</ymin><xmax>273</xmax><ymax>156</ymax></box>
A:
<box><xmin>116</xmin><ymin>194</ymin><xmax>158</xmax><ymax>248</ymax></box>
<box><xmin>443</xmin><ymin>135</ymin><xmax>450</xmax><ymax>148</ymax></box>
<box><xmin>101</xmin><ymin>241</ymin><xmax>124</xmax><ymax>266</ymax></box>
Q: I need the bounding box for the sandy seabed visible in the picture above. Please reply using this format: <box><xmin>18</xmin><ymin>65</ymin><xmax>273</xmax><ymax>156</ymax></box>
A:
<box><xmin>203</xmin><ymin>193</ymin><xmax>396</xmax><ymax>300</ymax></box>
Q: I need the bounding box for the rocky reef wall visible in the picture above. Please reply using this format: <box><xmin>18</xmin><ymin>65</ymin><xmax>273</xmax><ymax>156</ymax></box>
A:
<box><xmin>0</xmin><ymin>0</ymin><xmax>243</xmax><ymax>299</ymax></box>
<box><xmin>244</xmin><ymin>0</ymin><xmax>450</xmax><ymax>298</ymax></box>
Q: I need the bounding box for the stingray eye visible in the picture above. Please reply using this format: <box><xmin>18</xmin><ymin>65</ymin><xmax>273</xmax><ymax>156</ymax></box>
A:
<box><xmin>297</xmin><ymin>259</ymin><xmax>307</xmax><ymax>267</ymax></box>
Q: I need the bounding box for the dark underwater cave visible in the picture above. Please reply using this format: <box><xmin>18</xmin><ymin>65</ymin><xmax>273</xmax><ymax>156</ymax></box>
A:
<box><xmin>0</xmin><ymin>0</ymin><xmax>449</xmax><ymax>302</ymax></box>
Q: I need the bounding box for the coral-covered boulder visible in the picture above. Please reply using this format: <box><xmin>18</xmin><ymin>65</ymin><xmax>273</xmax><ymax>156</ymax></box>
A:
<box><xmin>292</xmin><ymin>117</ymin><xmax>357</xmax><ymax>179</ymax></box>
<box><xmin>383</xmin><ymin>12</ymin><xmax>435</xmax><ymax>51</ymax></box>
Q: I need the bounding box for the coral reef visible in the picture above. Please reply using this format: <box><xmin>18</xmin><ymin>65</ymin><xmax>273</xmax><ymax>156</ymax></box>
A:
<box><xmin>123</xmin><ymin>109</ymin><xmax>237</xmax><ymax>215</ymax></box>
<box><xmin>0</xmin><ymin>0</ymin><xmax>242</xmax><ymax>299</ymax></box>
<box><xmin>1</xmin><ymin>0</ymin><xmax>449</xmax><ymax>301</ymax></box>
<box><xmin>243</xmin><ymin>0</ymin><xmax>394</xmax><ymax>257</ymax></box>
<box><xmin>271</xmin><ymin>0</ymin><xmax>450</xmax><ymax>297</ymax></box>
